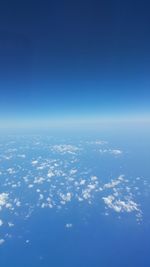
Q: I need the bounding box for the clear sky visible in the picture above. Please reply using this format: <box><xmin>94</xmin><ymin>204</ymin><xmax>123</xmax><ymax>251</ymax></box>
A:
<box><xmin>0</xmin><ymin>0</ymin><xmax>150</xmax><ymax>126</ymax></box>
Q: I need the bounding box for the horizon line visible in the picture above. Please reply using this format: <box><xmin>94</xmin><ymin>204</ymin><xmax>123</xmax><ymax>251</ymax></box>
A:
<box><xmin>0</xmin><ymin>115</ymin><xmax>150</xmax><ymax>130</ymax></box>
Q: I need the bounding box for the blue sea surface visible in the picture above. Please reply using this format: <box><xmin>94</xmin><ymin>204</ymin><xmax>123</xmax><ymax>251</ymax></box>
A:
<box><xmin>0</xmin><ymin>128</ymin><xmax>150</xmax><ymax>267</ymax></box>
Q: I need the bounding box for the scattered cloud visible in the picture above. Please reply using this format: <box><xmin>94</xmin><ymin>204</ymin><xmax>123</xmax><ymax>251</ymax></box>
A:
<box><xmin>0</xmin><ymin>136</ymin><xmax>146</xmax><ymax>245</ymax></box>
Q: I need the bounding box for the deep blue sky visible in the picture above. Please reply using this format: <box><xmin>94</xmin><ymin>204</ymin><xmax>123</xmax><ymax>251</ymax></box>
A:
<box><xmin>0</xmin><ymin>0</ymin><xmax>150</xmax><ymax>124</ymax></box>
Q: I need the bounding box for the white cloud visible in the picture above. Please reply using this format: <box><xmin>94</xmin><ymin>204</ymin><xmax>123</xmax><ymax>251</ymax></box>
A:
<box><xmin>70</xmin><ymin>169</ymin><xmax>77</xmax><ymax>175</ymax></box>
<box><xmin>0</xmin><ymin>136</ymin><xmax>145</xmax><ymax>245</ymax></box>
<box><xmin>110</xmin><ymin>149</ymin><xmax>123</xmax><ymax>155</ymax></box>
<box><xmin>65</xmin><ymin>223</ymin><xmax>73</xmax><ymax>228</ymax></box>
<box><xmin>99</xmin><ymin>149</ymin><xmax>123</xmax><ymax>155</ymax></box>
<box><xmin>34</xmin><ymin>177</ymin><xmax>45</xmax><ymax>184</ymax></box>
<box><xmin>7</xmin><ymin>168</ymin><xmax>16</xmax><ymax>174</ymax></box>
<box><xmin>60</xmin><ymin>192</ymin><xmax>72</xmax><ymax>202</ymax></box>
<box><xmin>31</xmin><ymin>160</ymin><xmax>38</xmax><ymax>165</ymax></box>
<box><xmin>52</xmin><ymin>145</ymin><xmax>80</xmax><ymax>155</ymax></box>
<box><xmin>0</xmin><ymin>193</ymin><xmax>9</xmax><ymax>209</ymax></box>
<box><xmin>8</xmin><ymin>222</ymin><xmax>14</xmax><ymax>227</ymax></box>
<box><xmin>0</xmin><ymin>239</ymin><xmax>5</xmax><ymax>245</ymax></box>
<box><xmin>103</xmin><ymin>176</ymin><xmax>124</xmax><ymax>189</ymax></box>
<box><xmin>47</xmin><ymin>170</ymin><xmax>55</xmax><ymax>178</ymax></box>
<box><xmin>88</xmin><ymin>140</ymin><xmax>108</xmax><ymax>145</ymax></box>
<box><xmin>80</xmin><ymin>179</ymin><xmax>86</xmax><ymax>185</ymax></box>
<box><xmin>102</xmin><ymin>195</ymin><xmax>140</xmax><ymax>213</ymax></box>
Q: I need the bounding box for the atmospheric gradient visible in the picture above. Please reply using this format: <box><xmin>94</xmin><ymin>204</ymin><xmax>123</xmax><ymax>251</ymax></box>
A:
<box><xmin>0</xmin><ymin>1</ymin><xmax>150</xmax><ymax>267</ymax></box>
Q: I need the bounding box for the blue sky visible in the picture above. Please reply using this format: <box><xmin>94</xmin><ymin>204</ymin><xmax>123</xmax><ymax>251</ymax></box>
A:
<box><xmin>0</xmin><ymin>0</ymin><xmax>150</xmax><ymax>126</ymax></box>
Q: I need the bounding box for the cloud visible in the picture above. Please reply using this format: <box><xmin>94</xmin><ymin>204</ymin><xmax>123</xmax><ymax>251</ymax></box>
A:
<box><xmin>60</xmin><ymin>192</ymin><xmax>72</xmax><ymax>204</ymax></box>
<box><xmin>99</xmin><ymin>149</ymin><xmax>123</xmax><ymax>155</ymax></box>
<box><xmin>102</xmin><ymin>195</ymin><xmax>140</xmax><ymax>213</ymax></box>
<box><xmin>88</xmin><ymin>140</ymin><xmax>108</xmax><ymax>145</ymax></box>
<box><xmin>0</xmin><ymin>135</ymin><xmax>145</xmax><ymax>245</ymax></box>
<box><xmin>0</xmin><ymin>193</ymin><xmax>9</xmax><ymax>209</ymax></box>
<box><xmin>103</xmin><ymin>175</ymin><xmax>124</xmax><ymax>189</ymax></box>
<box><xmin>65</xmin><ymin>223</ymin><xmax>73</xmax><ymax>228</ymax></box>
<box><xmin>31</xmin><ymin>160</ymin><xmax>38</xmax><ymax>165</ymax></box>
<box><xmin>0</xmin><ymin>239</ymin><xmax>5</xmax><ymax>245</ymax></box>
<box><xmin>51</xmin><ymin>145</ymin><xmax>80</xmax><ymax>155</ymax></box>
<box><xmin>8</xmin><ymin>222</ymin><xmax>14</xmax><ymax>227</ymax></box>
